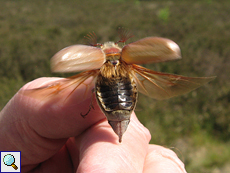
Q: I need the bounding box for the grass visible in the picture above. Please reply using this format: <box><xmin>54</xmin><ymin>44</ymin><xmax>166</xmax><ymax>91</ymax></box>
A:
<box><xmin>0</xmin><ymin>0</ymin><xmax>229</xmax><ymax>172</ymax></box>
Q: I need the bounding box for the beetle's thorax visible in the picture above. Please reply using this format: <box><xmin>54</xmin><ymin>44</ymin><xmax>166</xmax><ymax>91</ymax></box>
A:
<box><xmin>99</xmin><ymin>42</ymin><xmax>125</xmax><ymax>78</ymax></box>
<box><xmin>101</xmin><ymin>41</ymin><xmax>122</xmax><ymax>55</ymax></box>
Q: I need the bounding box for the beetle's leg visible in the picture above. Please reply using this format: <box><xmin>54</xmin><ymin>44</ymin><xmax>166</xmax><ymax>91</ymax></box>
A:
<box><xmin>80</xmin><ymin>88</ymin><xmax>95</xmax><ymax>118</ymax></box>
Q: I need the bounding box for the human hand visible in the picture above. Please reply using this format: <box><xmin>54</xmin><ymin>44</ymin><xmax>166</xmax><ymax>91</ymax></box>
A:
<box><xmin>0</xmin><ymin>77</ymin><xmax>187</xmax><ymax>173</ymax></box>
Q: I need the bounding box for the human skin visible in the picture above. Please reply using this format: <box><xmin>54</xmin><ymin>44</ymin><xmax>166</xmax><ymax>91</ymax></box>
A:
<box><xmin>0</xmin><ymin>77</ymin><xmax>187</xmax><ymax>173</ymax></box>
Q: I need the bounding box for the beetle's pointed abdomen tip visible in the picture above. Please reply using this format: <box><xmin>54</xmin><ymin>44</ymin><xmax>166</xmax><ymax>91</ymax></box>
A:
<box><xmin>108</xmin><ymin>120</ymin><xmax>130</xmax><ymax>143</ymax></box>
<box><xmin>119</xmin><ymin>137</ymin><xmax>122</xmax><ymax>143</ymax></box>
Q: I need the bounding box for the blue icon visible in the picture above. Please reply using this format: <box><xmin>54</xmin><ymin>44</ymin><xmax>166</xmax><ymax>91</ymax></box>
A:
<box><xmin>3</xmin><ymin>154</ymin><xmax>18</xmax><ymax>170</ymax></box>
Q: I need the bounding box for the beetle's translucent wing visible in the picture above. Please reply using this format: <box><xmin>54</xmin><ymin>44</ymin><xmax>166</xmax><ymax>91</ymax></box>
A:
<box><xmin>132</xmin><ymin>64</ymin><xmax>215</xmax><ymax>100</ymax></box>
<box><xmin>51</xmin><ymin>45</ymin><xmax>105</xmax><ymax>73</ymax></box>
<box><xmin>121</xmin><ymin>37</ymin><xmax>181</xmax><ymax>64</ymax></box>
<box><xmin>19</xmin><ymin>70</ymin><xmax>99</xmax><ymax>103</ymax></box>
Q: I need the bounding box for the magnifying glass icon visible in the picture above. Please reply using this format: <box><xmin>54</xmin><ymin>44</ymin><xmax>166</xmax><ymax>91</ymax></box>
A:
<box><xmin>3</xmin><ymin>154</ymin><xmax>18</xmax><ymax>170</ymax></box>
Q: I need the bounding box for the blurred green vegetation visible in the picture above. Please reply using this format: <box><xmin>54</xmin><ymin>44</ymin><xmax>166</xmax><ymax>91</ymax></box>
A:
<box><xmin>0</xmin><ymin>0</ymin><xmax>229</xmax><ymax>172</ymax></box>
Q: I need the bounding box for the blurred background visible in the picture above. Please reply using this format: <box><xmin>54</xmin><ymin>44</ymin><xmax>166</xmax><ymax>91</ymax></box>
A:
<box><xmin>0</xmin><ymin>0</ymin><xmax>229</xmax><ymax>172</ymax></box>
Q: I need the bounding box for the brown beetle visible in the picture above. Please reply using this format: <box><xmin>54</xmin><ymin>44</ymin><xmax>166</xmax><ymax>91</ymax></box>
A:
<box><xmin>22</xmin><ymin>30</ymin><xmax>215</xmax><ymax>142</ymax></box>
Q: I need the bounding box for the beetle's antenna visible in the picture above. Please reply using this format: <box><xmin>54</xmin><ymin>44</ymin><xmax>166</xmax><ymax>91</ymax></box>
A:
<box><xmin>116</xmin><ymin>27</ymin><xmax>134</xmax><ymax>44</ymax></box>
<box><xmin>84</xmin><ymin>32</ymin><xmax>102</xmax><ymax>47</ymax></box>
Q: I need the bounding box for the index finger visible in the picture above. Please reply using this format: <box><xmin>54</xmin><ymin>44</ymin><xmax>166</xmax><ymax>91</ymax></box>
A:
<box><xmin>17</xmin><ymin>77</ymin><xmax>106</xmax><ymax>139</ymax></box>
<box><xmin>0</xmin><ymin>77</ymin><xmax>105</xmax><ymax>164</ymax></box>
